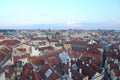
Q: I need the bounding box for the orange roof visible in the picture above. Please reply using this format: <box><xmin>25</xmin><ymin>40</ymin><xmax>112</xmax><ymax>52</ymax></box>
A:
<box><xmin>39</xmin><ymin>64</ymin><xmax>61</xmax><ymax>80</ymax></box>
<box><xmin>21</xmin><ymin>63</ymin><xmax>32</xmax><ymax>80</ymax></box>
<box><xmin>38</xmin><ymin>46</ymin><xmax>54</xmax><ymax>51</ymax></box>
<box><xmin>4</xmin><ymin>65</ymin><xmax>14</xmax><ymax>78</ymax></box>
<box><xmin>0</xmin><ymin>39</ymin><xmax>21</xmax><ymax>46</ymax></box>
<box><xmin>13</xmin><ymin>54</ymin><xmax>30</xmax><ymax>62</ymax></box>
<box><xmin>32</xmin><ymin>71</ymin><xmax>41</xmax><ymax>80</ymax></box>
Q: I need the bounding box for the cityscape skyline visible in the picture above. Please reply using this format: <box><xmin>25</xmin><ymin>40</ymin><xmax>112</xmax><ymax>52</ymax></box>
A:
<box><xmin>0</xmin><ymin>0</ymin><xmax>120</xmax><ymax>29</ymax></box>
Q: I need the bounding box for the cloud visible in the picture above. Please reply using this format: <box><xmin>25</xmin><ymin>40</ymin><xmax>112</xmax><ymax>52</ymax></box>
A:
<box><xmin>66</xmin><ymin>21</ymin><xmax>81</xmax><ymax>27</ymax></box>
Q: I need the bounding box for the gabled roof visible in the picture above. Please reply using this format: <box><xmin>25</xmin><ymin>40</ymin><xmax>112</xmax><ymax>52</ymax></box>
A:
<box><xmin>71</xmin><ymin>41</ymin><xmax>88</xmax><ymax>45</ymax></box>
<box><xmin>109</xmin><ymin>62</ymin><xmax>118</xmax><ymax>70</ymax></box>
<box><xmin>0</xmin><ymin>35</ymin><xmax>5</xmax><ymax>39</ymax></box>
<box><xmin>76</xmin><ymin>60</ymin><xmax>96</xmax><ymax>78</ymax></box>
<box><xmin>39</xmin><ymin>64</ymin><xmax>61</xmax><ymax>80</ymax></box>
<box><xmin>87</xmin><ymin>47</ymin><xmax>101</xmax><ymax>54</ymax></box>
<box><xmin>45</xmin><ymin>56</ymin><xmax>61</xmax><ymax>65</ymax></box>
<box><xmin>4</xmin><ymin>65</ymin><xmax>14</xmax><ymax>78</ymax></box>
<box><xmin>13</xmin><ymin>54</ymin><xmax>30</xmax><ymax>63</ymax></box>
<box><xmin>89</xmin><ymin>43</ymin><xmax>103</xmax><ymax>48</ymax></box>
<box><xmin>49</xmin><ymin>39</ymin><xmax>58</xmax><ymax>42</ymax></box>
<box><xmin>0</xmin><ymin>45</ymin><xmax>12</xmax><ymax>66</ymax></box>
<box><xmin>55</xmin><ymin>44</ymin><xmax>62</xmax><ymax>47</ymax></box>
<box><xmin>21</xmin><ymin>63</ymin><xmax>32</xmax><ymax>80</ymax></box>
<box><xmin>64</xmin><ymin>41</ymin><xmax>88</xmax><ymax>45</ymax></box>
<box><xmin>45</xmin><ymin>49</ymin><xmax>63</xmax><ymax>58</ymax></box>
<box><xmin>32</xmin><ymin>71</ymin><xmax>41</xmax><ymax>80</ymax></box>
<box><xmin>0</xmin><ymin>39</ymin><xmax>21</xmax><ymax>46</ymax></box>
<box><xmin>56</xmin><ymin>63</ymin><xmax>84</xmax><ymax>80</ymax></box>
<box><xmin>106</xmin><ymin>53</ymin><xmax>120</xmax><ymax>60</ymax></box>
<box><xmin>38</xmin><ymin>46</ymin><xmax>54</xmax><ymax>51</ymax></box>
<box><xmin>31</xmin><ymin>37</ymin><xmax>47</xmax><ymax>41</ymax></box>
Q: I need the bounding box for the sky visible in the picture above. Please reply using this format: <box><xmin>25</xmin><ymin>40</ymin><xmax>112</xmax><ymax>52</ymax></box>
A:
<box><xmin>0</xmin><ymin>0</ymin><xmax>120</xmax><ymax>29</ymax></box>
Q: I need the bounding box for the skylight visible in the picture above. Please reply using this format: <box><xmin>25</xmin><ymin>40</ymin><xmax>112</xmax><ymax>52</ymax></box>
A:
<box><xmin>45</xmin><ymin>69</ymin><xmax>53</xmax><ymax>78</ymax></box>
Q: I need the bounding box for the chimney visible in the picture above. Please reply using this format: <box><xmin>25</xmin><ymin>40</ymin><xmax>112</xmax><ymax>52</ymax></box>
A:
<box><xmin>12</xmin><ymin>56</ymin><xmax>14</xmax><ymax>63</ymax></box>
<box><xmin>72</xmin><ymin>58</ymin><xmax>75</xmax><ymax>61</ymax></box>
<box><xmin>119</xmin><ymin>65</ymin><xmax>120</xmax><ymax>70</ymax></box>
<box><xmin>69</xmin><ymin>61</ymin><xmax>71</xmax><ymax>67</ymax></box>
<box><xmin>89</xmin><ymin>59</ymin><xmax>92</xmax><ymax>64</ymax></box>
<box><xmin>86</xmin><ymin>64</ymin><xmax>89</xmax><ymax>67</ymax></box>
<box><xmin>82</xmin><ymin>62</ymin><xmax>84</xmax><ymax>64</ymax></box>
<box><xmin>75</xmin><ymin>58</ymin><xmax>77</xmax><ymax>62</ymax></box>
<box><xmin>68</xmin><ymin>68</ymin><xmax>72</xmax><ymax>78</ymax></box>
<box><xmin>79</xmin><ymin>68</ymin><xmax>82</xmax><ymax>74</ymax></box>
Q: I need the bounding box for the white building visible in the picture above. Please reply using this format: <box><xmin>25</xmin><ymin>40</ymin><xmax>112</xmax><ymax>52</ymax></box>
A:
<box><xmin>59</xmin><ymin>52</ymin><xmax>71</xmax><ymax>64</ymax></box>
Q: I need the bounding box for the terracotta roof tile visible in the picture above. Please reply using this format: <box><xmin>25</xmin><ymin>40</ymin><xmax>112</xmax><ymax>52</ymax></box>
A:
<box><xmin>21</xmin><ymin>63</ymin><xmax>32</xmax><ymax>80</ymax></box>
<box><xmin>49</xmin><ymin>39</ymin><xmax>58</xmax><ymax>42</ymax></box>
<box><xmin>76</xmin><ymin>60</ymin><xmax>96</xmax><ymax>77</ymax></box>
<box><xmin>45</xmin><ymin>56</ymin><xmax>61</xmax><ymax>65</ymax></box>
<box><xmin>55</xmin><ymin>44</ymin><xmax>62</xmax><ymax>47</ymax></box>
<box><xmin>4</xmin><ymin>65</ymin><xmax>14</xmax><ymax>78</ymax></box>
<box><xmin>0</xmin><ymin>39</ymin><xmax>21</xmax><ymax>46</ymax></box>
<box><xmin>39</xmin><ymin>64</ymin><xmax>61</xmax><ymax>80</ymax></box>
<box><xmin>13</xmin><ymin>54</ymin><xmax>30</xmax><ymax>62</ymax></box>
<box><xmin>31</xmin><ymin>37</ymin><xmax>47</xmax><ymax>40</ymax></box>
<box><xmin>114</xmin><ymin>70</ymin><xmax>120</xmax><ymax>76</ymax></box>
<box><xmin>89</xmin><ymin>43</ymin><xmax>103</xmax><ymax>48</ymax></box>
<box><xmin>38</xmin><ymin>46</ymin><xmax>54</xmax><ymax>51</ymax></box>
<box><xmin>32</xmin><ymin>71</ymin><xmax>41</xmax><ymax>80</ymax></box>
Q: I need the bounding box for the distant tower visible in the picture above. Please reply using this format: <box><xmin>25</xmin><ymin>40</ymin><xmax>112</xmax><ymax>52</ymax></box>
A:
<box><xmin>47</xmin><ymin>28</ymin><xmax>52</xmax><ymax>39</ymax></box>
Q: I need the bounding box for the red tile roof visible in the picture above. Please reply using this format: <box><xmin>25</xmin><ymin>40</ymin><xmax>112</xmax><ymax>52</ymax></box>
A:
<box><xmin>49</xmin><ymin>39</ymin><xmax>58</xmax><ymax>42</ymax></box>
<box><xmin>109</xmin><ymin>62</ymin><xmax>118</xmax><ymax>70</ymax></box>
<box><xmin>87</xmin><ymin>47</ymin><xmax>101</xmax><ymax>54</ymax></box>
<box><xmin>0</xmin><ymin>35</ymin><xmax>5</xmax><ymax>39</ymax></box>
<box><xmin>0</xmin><ymin>39</ymin><xmax>21</xmax><ymax>46</ymax></box>
<box><xmin>0</xmin><ymin>54</ymin><xmax>5</xmax><ymax>60</ymax></box>
<box><xmin>45</xmin><ymin>49</ymin><xmax>63</xmax><ymax>58</ymax></box>
<box><xmin>17</xmin><ymin>48</ymin><xmax>26</xmax><ymax>52</ymax></box>
<box><xmin>4</xmin><ymin>65</ymin><xmax>14</xmax><ymax>78</ymax></box>
<box><xmin>0</xmin><ymin>45</ymin><xmax>12</xmax><ymax>54</ymax></box>
<box><xmin>65</xmin><ymin>41</ymin><xmax>88</xmax><ymax>45</ymax></box>
<box><xmin>76</xmin><ymin>60</ymin><xmax>96</xmax><ymax>77</ymax></box>
<box><xmin>55</xmin><ymin>44</ymin><xmax>62</xmax><ymax>47</ymax></box>
<box><xmin>12</xmin><ymin>54</ymin><xmax>30</xmax><ymax>63</ymax></box>
<box><xmin>21</xmin><ymin>63</ymin><xmax>32</xmax><ymax>80</ymax></box>
<box><xmin>114</xmin><ymin>70</ymin><xmax>120</xmax><ymax>76</ymax></box>
<box><xmin>106</xmin><ymin>53</ymin><xmax>119</xmax><ymax>60</ymax></box>
<box><xmin>71</xmin><ymin>41</ymin><xmax>88</xmax><ymax>45</ymax></box>
<box><xmin>38</xmin><ymin>46</ymin><xmax>54</xmax><ymax>51</ymax></box>
<box><xmin>32</xmin><ymin>71</ymin><xmax>41</xmax><ymax>80</ymax></box>
<box><xmin>89</xmin><ymin>64</ymin><xmax>102</xmax><ymax>73</ymax></box>
<box><xmin>89</xmin><ymin>43</ymin><xmax>103</xmax><ymax>48</ymax></box>
<box><xmin>31</xmin><ymin>37</ymin><xmax>47</xmax><ymax>40</ymax></box>
<box><xmin>39</xmin><ymin>64</ymin><xmax>61</xmax><ymax>80</ymax></box>
<box><xmin>45</xmin><ymin>56</ymin><xmax>61</xmax><ymax>65</ymax></box>
<box><xmin>32</xmin><ymin>57</ymin><xmax>44</xmax><ymax>66</ymax></box>
<box><xmin>56</xmin><ymin>63</ymin><xmax>84</xmax><ymax>80</ymax></box>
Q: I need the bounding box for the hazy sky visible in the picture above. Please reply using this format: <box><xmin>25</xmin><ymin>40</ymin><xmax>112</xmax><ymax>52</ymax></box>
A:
<box><xmin>0</xmin><ymin>0</ymin><xmax>120</xmax><ymax>29</ymax></box>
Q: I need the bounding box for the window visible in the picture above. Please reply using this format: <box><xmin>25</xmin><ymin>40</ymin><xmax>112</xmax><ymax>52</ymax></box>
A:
<box><xmin>45</xmin><ymin>69</ymin><xmax>53</xmax><ymax>78</ymax></box>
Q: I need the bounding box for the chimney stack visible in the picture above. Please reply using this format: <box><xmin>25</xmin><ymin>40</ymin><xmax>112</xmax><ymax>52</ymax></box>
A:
<box><xmin>69</xmin><ymin>61</ymin><xmax>71</xmax><ymax>67</ymax></box>
<box><xmin>119</xmin><ymin>65</ymin><xmax>120</xmax><ymax>70</ymax></box>
<box><xmin>72</xmin><ymin>58</ymin><xmax>75</xmax><ymax>61</ymax></box>
<box><xmin>89</xmin><ymin>59</ymin><xmax>92</xmax><ymax>64</ymax></box>
<box><xmin>82</xmin><ymin>62</ymin><xmax>84</xmax><ymax>64</ymax></box>
<box><xmin>86</xmin><ymin>64</ymin><xmax>89</xmax><ymax>67</ymax></box>
<box><xmin>79</xmin><ymin>68</ymin><xmax>82</xmax><ymax>74</ymax></box>
<box><xmin>75</xmin><ymin>58</ymin><xmax>77</xmax><ymax>62</ymax></box>
<box><xmin>68</xmin><ymin>68</ymin><xmax>72</xmax><ymax>78</ymax></box>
